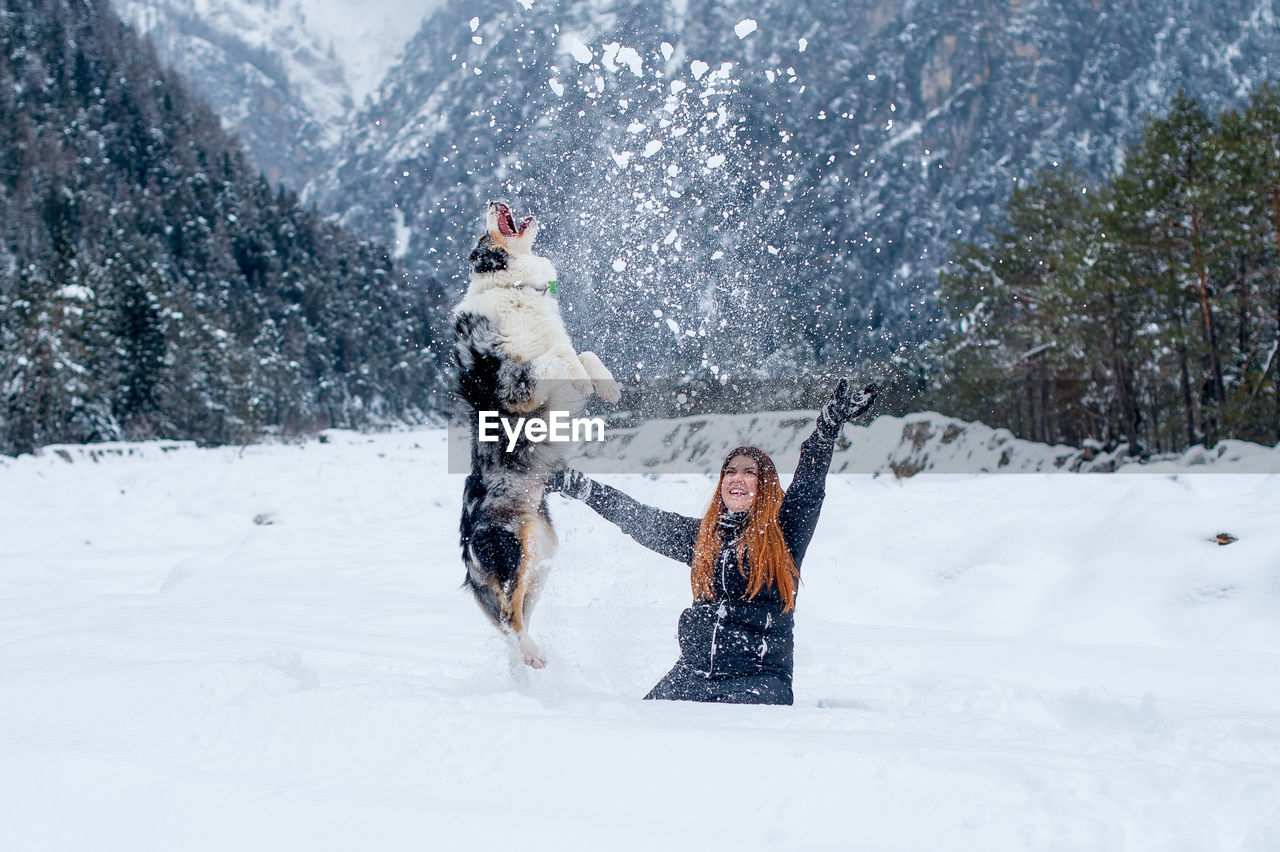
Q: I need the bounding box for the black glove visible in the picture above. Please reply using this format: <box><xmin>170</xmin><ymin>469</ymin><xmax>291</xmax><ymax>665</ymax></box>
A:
<box><xmin>547</xmin><ymin>466</ymin><xmax>592</xmax><ymax>501</ymax></box>
<box><xmin>815</xmin><ymin>379</ymin><xmax>877</xmax><ymax>441</ymax></box>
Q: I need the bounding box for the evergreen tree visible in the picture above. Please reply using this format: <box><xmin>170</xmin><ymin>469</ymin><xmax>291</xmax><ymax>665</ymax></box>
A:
<box><xmin>930</xmin><ymin>82</ymin><xmax>1280</xmax><ymax>452</ymax></box>
<box><xmin>0</xmin><ymin>0</ymin><xmax>449</xmax><ymax>456</ymax></box>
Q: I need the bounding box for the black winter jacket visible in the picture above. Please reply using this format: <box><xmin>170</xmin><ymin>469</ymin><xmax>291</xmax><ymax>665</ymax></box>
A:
<box><xmin>579</xmin><ymin>429</ymin><xmax>836</xmax><ymax>704</ymax></box>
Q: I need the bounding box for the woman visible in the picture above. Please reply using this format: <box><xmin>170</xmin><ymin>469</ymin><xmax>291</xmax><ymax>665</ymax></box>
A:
<box><xmin>548</xmin><ymin>380</ymin><xmax>876</xmax><ymax>705</ymax></box>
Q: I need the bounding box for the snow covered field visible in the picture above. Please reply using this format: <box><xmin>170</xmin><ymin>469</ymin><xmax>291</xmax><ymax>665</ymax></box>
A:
<box><xmin>3</xmin><ymin>425</ymin><xmax>1279</xmax><ymax>850</ymax></box>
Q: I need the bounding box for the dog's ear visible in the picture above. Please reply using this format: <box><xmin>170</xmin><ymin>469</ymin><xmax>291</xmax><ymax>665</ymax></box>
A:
<box><xmin>470</xmin><ymin>235</ymin><xmax>508</xmax><ymax>274</ymax></box>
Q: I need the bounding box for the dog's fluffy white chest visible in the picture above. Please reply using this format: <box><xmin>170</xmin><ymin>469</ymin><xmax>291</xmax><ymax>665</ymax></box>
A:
<box><xmin>454</xmin><ymin>286</ymin><xmax>573</xmax><ymax>363</ymax></box>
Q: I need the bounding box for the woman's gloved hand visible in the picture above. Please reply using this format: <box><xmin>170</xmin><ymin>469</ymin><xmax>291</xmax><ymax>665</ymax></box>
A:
<box><xmin>815</xmin><ymin>379</ymin><xmax>878</xmax><ymax>441</ymax></box>
<box><xmin>547</xmin><ymin>466</ymin><xmax>592</xmax><ymax>500</ymax></box>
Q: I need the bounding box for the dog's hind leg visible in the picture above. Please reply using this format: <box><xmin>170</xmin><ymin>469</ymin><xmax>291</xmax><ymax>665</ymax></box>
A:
<box><xmin>461</xmin><ymin>522</ymin><xmax>522</xmax><ymax>628</ymax></box>
<box><xmin>509</xmin><ymin>514</ymin><xmax>558</xmax><ymax>668</ymax></box>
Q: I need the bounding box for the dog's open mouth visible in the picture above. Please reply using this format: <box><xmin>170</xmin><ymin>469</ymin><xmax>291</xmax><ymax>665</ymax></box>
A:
<box><xmin>491</xmin><ymin>201</ymin><xmax>533</xmax><ymax>238</ymax></box>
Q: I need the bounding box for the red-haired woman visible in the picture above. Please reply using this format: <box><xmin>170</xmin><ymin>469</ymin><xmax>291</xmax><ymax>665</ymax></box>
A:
<box><xmin>548</xmin><ymin>380</ymin><xmax>876</xmax><ymax>705</ymax></box>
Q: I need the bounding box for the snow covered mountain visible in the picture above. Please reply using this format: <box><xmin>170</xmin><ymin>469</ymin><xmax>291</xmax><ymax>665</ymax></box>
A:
<box><xmin>117</xmin><ymin>0</ymin><xmax>1280</xmax><ymax>380</ymax></box>
<box><xmin>305</xmin><ymin>0</ymin><xmax>1280</xmax><ymax>379</ymax></box>
<box><xmin>110</xmin><ymin>0</ymin><xmax>444</xmax><ymax>189</ymax></box>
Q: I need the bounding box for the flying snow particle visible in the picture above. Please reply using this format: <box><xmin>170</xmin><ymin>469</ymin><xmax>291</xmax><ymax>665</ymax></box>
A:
<box><xmin>690</xmin><ymin>60</ymin><xmax>709</xmax><ymax>79</ymax></box>
<box><xmin>663</xmin><ymin>229</ymin><xmax>678</xmax><ymax>245</ymax></box>
<box><xmin>469</xmin><ymin>17</ymin><xmax>479</xmax><ymax>31</ymax></box>
<box><xmin>472</xmin><ymin>36</ymin><xmax>483</xmax><ymax>44</ymax></box>
<box><xmin>626</xmin><ymin>121</ymin><xmax>646</xmax><ymax>134</ymax></box>
<box><xmin>665</xmin><ymin>318</ymin><xmax>682</xmax><ymax>335</ymax></box>
<box><xmin>670</xmin><ymin>80</ymin><xmax>687</xmax><ymax>94</ymax></box>
<box><xmin>613</xmin><ymin>259</ymin><xmax>628</xmax><ymax>272</ymax></box>
<box><xmin>549</xmin><ymin>78</ymin><xmax>565</xmax><ymax>96</ymax></box>
<box><xmin>706</xmin><ymin>153</ymin><xmax>726</xmax><ymax>169</ymax></box>
<box><xmin>601</xmin><ymin>42</ymin><xmax>620</xmax><ymax>72</ymax></box>
<box><xmin>616</xmin><ymin>46</ymin><xmax>643</xmax><ymax>76</ymax></box>
<box><xmin>643</xmin><ymin>140</ymin><xmax>664</xmax><ymax>157</ymax></box>
<box><xmin>798</xmin><ymin>38</ymin><xmax>808</xmax><ymax>52</ymax></box>
<box><xmin>661</xmin><ymin>42</ymin><xmax>674</xmax><ymax>61</ymax></box>
<box><xmin>734</xmin><ymin>19</ymin><xmax>758</xmax><ymax>39</ymax></box>
<box><xmin>564</xmin><ymin>35</ymin><xmax>593</xmax><ymax>64</ymax></box>
<box><xmin>610</xmin><ymin>150</ymin><xmax>633</xmax><ymax>168</ymax></box>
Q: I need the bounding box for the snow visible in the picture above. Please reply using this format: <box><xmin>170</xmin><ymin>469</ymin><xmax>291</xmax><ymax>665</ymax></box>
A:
<box><xmin>734</xmin><ymin>19</ymin><xmax>758</xmax><ymax>40</ymax></box>
<box><xmin>298</xmin><ymin>0</ymin><xmax>449</xmax><ymax>104</ymax></box>
<box><xmin>390</xmin><ymin>206</ymin><xmax>411</xmax><ymax>259</ymax></box>
<box><xmin>602</xmin><ymin>42</ymin><xmax>644</xmax><ymax>76</ymax></box>
<box><xmin>55</xmin><ymin>284</ymin><xmax>95</xmax><ymax>302</ymax></box>
<box><xmin>561</xmin><ymin>33</ymin><xmax>595</xmax><ymax>64</ymax></box>
<box><xmin>3</xmin><ymin>423</ymin><xmax>1279</xmax><ymax>848</ymax></box>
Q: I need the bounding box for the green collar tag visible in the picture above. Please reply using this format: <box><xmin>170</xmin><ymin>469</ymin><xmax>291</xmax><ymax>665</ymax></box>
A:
<box><xmin>547</xmin><ymin>280</ymin><xmax>558</xmax><ymax>294</ymax></box>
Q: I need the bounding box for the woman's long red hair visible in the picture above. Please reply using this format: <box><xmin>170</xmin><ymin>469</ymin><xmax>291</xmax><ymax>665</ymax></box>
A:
<box><xmin>690</xmin><ymin>446</ymin><xmax>800</xmax><ymax>612</ymax></box>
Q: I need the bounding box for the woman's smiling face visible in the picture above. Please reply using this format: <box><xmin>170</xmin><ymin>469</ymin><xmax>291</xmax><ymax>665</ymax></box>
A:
<box><xmin>720</xmin><ymin>454</ymin><xmax>759</xmax><ymax>513</ymax></box>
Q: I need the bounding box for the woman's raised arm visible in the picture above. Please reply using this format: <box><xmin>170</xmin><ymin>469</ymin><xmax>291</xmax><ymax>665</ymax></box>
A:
<box><xmin>778</xmin><ymin>380</ymin><xmax>877</xmax><ymax>566</ymax></box>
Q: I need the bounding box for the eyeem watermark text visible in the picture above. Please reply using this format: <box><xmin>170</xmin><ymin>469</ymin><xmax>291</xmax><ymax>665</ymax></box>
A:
<box><xmin>477</xmin><ymin>410</ymin><xmax>607</xmax><ymax>451</ymax></box>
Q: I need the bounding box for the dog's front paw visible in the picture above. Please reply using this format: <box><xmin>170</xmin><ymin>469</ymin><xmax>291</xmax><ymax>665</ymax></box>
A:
<box><xmin>594</xmin><ymin>378</ymin><xmax>622</xmax><ymax>405</ymax></box>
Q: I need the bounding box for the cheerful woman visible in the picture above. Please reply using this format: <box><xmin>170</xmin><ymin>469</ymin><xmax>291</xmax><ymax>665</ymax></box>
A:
<box><xmin>548</xmin><ymin>380</ymin><xmax>876</xmax><ymax>705</ymax></box>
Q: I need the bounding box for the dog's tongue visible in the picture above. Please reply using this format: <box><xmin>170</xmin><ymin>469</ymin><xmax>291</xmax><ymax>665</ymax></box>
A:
<box><xmin>493</xmin><ymin>203</ymin><xmax>517</xmax><ymax>237</ymax></box>
<box><xmin>492</xmin><ymin>202</ymin><xmax>534</xmax><ymax>238</ymax></box>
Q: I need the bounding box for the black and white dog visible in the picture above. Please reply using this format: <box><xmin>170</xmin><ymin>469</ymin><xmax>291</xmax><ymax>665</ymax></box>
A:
<box><xmin>452</xmin><ymin>202</ymin><xmax>619</xmax><ymax>668</ymax></box>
